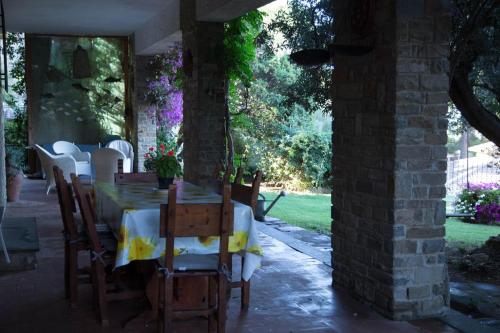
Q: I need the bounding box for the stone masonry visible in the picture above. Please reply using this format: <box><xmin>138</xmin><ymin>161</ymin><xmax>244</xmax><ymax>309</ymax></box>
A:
<box><xmin>181</xmin><ymin>0</ymin><xmax>227</xmax><ymax>184</ymax></box>
<box><xmin>132</xmin><ymin>55</ymin><xmax>157</xmax><ymax>172</ymax></box>
<box><xmin>332</xmin><ymin>0</ymin><xmax>450</xmax><ymax>320</ymax></box>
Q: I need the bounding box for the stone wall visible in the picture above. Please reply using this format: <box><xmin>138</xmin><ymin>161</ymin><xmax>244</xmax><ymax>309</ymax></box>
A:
<box><xmin>132</xmin><ymin>56</ymin><xmax>157</xmax><ymax>172</ymax></box>
<box><xmin>181</xmin><ymin>0</ymin><xmax>226</xmax><ymax>184</ymax></box>
<box><xmin>332</xmin><ymin>0</ymin><xmax>449</xmax><ymax>320</ymax></box>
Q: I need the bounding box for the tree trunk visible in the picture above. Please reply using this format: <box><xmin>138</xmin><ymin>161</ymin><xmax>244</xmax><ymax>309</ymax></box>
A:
<box><xmin>459</xmin><ymin>131</ymin><xmax>468</xmax><ymax>159</ymax></box>
<box><xmin>449</xmin><ymin>64</ymin><xmax>500</xmax><ymax>147</ymax></box>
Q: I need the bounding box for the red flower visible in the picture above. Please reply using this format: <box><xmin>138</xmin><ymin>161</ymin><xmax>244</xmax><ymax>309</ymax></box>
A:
<box><xmin>160</xmin><ymin>143</ymin><xmax>165</xmax><ymax>151</ymax></box>
<box><xmin>167</xmin><ymin>150</ymin><xmax>174</xmax><ymax>157</ymax></box>
<box><xmin>149</xmin><ymin>147</ymin><xmax>154</xmax><ymax>152</ymax></box>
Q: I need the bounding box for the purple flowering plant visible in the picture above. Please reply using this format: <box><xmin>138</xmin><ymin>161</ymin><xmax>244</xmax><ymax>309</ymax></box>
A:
<box><xmin>145</xmin><ymin>45</ymin><xmax>183</xmax><ymax>129</ymax></box>
<box><xmin>475</xmin><ymin>203</ymin><xmax>500</xmax><ymax>225</ymax></box>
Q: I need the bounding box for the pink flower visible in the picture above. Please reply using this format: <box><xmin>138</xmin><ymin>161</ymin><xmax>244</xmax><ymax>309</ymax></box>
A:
<box><xmin>149</xmin><ymin>147</ymin><xmax>154</xmax><ymax>152</ymax></box>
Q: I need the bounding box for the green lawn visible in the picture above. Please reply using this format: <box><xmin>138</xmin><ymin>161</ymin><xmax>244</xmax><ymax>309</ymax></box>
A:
<box><xmin>446</xmin><ymin>218</ymin><xmax>500</xmax><ymax>247</ymax></box>
<box><xmin>263</xmin><ymin>190</ymin><xmax>500</xmax><ymax>246</ymax></box>
<box><xmin>262</xmin><ymin>191</ymin><xmax>331</xmax><ymax>233</ymax></box>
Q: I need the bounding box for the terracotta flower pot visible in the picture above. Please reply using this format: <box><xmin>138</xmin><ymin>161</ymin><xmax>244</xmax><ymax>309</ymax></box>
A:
<box><xmin>7</xmin><ymin>174</ymin><xmax>23</xmax><ymax>202</ymax></box>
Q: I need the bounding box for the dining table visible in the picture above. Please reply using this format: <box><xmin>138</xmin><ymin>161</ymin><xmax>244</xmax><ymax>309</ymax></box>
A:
<box><xmin>94</xmin><ymin>180</ymin><xmax>263</xmax><ymax>281</ymax></box>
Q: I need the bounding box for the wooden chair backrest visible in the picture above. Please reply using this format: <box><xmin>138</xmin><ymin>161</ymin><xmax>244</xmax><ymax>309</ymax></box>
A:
<box><xmin>160</xmin><ymin>185</ymin><xmax>233</xmax><ymax>271</ymax></box>
<box><xmin>53</xmin><ymin>166</ymin><xmax>79</xmax><ymax>239</ymax></box>
<box><xmin>70</xmin><ymin>174</ymin><xmax>103</xmax><ymax>253</ymax></box>
<box><xmin>80</xmin><ymin>191</ymin><xmax>104</xmax><ymax>253</ymax></box>
<box><xmin>114</xmin><ymin>172</ymin><xmax>158</xmax><ymax>184</ymax></box>
<box><xmin>231</xmin><ymin>170</ymin><xmax>262</xmax><ymax>214</ymax></box>
<box><xmin>234</xmin><ymin>167</ymin><xmax>244</xmax><ymax>185</ymax></box>
<box><xmin>70</xmin><ymin>173</ymin><xmax>98</xmax><ymax>229</ymax></box>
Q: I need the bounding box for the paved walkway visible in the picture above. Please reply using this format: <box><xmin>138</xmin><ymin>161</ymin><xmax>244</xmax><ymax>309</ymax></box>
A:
<box><xmin>0</xmin><ymin>179</ymin><xmax>458</xmax><ymax>332</ymax></box>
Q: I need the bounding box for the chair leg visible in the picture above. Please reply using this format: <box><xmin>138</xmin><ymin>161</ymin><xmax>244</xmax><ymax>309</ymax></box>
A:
<box><xmin>46</xmin><ymin>185</ymin><xmax>52</xmax><ymax>195</ymax></box>
<box><xmin>241</xmin><ymin>257</ymin><xmax>250</xmax><ymax>310</ymax></box>
<box><xmin>0</xmin><ymin>227</ymin><xmax>10</xmax><ymax>264</ymax></box>
<box><xmin>68</xmin><ymin>245</ymin><xmax>78</xmax><ymax>308</ymax></box>
<box><xmin>162</xmin><ymin>276</ymin><xmax>174</xmax><ymax>333</ymax></box>
<box><xmin>208</xmin><ymin>276</ymin><xmax>217</xmax><ymax>332</ymax></box>
<box><xmin>217</xmin><ymin>275</ymin><xmax>227</xmax><ymax>333</ymax></box>
<box><xmin>64</xmin><ymin>243</ymin><xmax>70</xmax><ymax>299</ymax></box>
<box><xmin>95</xmin><ymin>263</ymin><xmax>109</xmax><ymax>327</ymax></box>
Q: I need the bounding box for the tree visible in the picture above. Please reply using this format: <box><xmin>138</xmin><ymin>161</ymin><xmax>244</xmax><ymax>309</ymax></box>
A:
<box><xmin>223</xmin><ymin>10</ymin><xmax>264</xmax><ymax>169</ymax></box>
<box><xmin>450</xmin><ymin>0</ymin><xmax>500</xmax><ymax>147</ymax></box>
<box><xmin>265</xmin><ymin>0</ymin><xmax>333</xmax><ymax>113</ymax></box>
<box><xmin>268</xmin><ymin>0</ymin><xmax>500</xmax><ymax>146</ymax></box>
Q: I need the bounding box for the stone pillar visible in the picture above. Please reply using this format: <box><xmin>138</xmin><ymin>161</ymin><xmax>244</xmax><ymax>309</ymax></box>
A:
<box><xmin>332</xmin><ymin>0</ymin><xmax>450</xmax><ymax>320</ymax></box>
<box><xmin>0</xmin><ymin>92</ymin><xmax>6</xmax><ymax>206</ymax></box>
<box><xmin>132</xmin><ymin>55</ymin><xmax>157</xmax><ymax>172</ymax></box>
<box><xmin>181</xmin><ymin>0</ymin><xmax>226</xmax><ymax>184</ymax></box>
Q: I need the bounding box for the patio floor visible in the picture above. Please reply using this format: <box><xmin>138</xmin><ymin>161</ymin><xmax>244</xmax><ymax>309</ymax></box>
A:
<box><xmin>0</xmin><ymin>179</ymin><xmax>458</xmax><ymax>332</ymax></box>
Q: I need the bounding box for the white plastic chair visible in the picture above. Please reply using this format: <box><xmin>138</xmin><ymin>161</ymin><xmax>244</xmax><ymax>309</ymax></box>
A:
<box><xmin>35</xmin><ymin>144</ymin><xmax>77</xmax><ymax>194</ymax></box>
<box><xmin>52</xmin><ymin>141</ymin><xmax>92</xmax><ymax>178</ymax></box>
<box><xmin>92</xmin><ymin>148</ymin><xmax>126</xmax><ymax>183</ymax></box>
<box><xmin>0</xmin><ymin>205</ymin><xmax>10</xmax><ymax>263</ymax></box>
<box><xmin>105</xmin><ymin>140</ymin><xmax>134</xmax><ymax>173</ymax></box>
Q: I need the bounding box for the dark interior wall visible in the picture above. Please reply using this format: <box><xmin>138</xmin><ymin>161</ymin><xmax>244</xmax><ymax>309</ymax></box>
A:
<box><xmin>26</xmin><ymin>35</ymin><xmax>126</xmax><ymax>145</ymax></box>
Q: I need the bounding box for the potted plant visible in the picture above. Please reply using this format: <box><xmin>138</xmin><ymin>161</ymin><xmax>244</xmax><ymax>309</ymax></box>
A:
<box><xmin>5</xmin><ymin>146</ymin><xmax>24</xmax><ymax>202</ymax></box>
<box><xmin>144</xmin><ymin>144</ymin><xmax>182</xmax><ymax>189</ymax></box>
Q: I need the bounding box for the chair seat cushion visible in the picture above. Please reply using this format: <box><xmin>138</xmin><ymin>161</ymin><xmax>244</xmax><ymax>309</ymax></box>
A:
<box><xmin>174</xmin><ymin>254</ymin><xmax>219</xmax><ymax>271</ymax></box>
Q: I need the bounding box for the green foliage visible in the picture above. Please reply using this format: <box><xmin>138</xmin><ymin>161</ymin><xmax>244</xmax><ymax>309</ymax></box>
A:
<box><xmin>224</xmin><ymin>10</ymin><xmax>264</xmax><ymax>85</ymax></box>
<box><xmin>5</xmin><ymin>145</ymin><xmax>25</xmax><ymax>172</ymax></box>
<box><xmin>79</xmin><ymin>37</ymin><xmax>126</xmax><ymax>138</ymax></box>
<box><xmin>263</xmin><ymin>0</ymin><xmax>334</xmax><ymax>113</ymax></box>
<box><xmin>4</xmin><ymin>94</ymin><xmax>27</xmax><ymax>149</ymax></box>
<box><xmin>4</xmin><ymin>33</ymin><xmax>28</xmax><ymax>169</ymax></box>
<box><xmin>230</xmin><ymin>55</ymin><xmax>332</xmax><ymax>189</ymax></box>
<box><xmin>285</xmin><ymin>132</ymin><xmax>332</xmax><ymax>188</ymax></box>
<box><xmin>5</xmin><ymin>33</ymin><xmax>26</xmax><ymax>96</ymax></box>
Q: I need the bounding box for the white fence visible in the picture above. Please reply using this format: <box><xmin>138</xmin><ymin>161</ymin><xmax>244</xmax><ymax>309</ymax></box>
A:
<box><xmin>446</xmin><ymin>156</ymin><xmax>500</xmax><ymax>197</ymax></box>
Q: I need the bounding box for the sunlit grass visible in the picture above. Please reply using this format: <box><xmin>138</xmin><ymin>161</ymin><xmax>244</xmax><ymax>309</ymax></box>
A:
<box><xmin>263</xmin><ymin>191</ymin><xmax>500</xmax><ymax>246</ymax></box>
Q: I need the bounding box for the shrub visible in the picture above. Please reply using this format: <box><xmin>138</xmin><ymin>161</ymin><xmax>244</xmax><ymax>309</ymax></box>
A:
<box><xmin>284</xmin><ymin>132</ymin><xmax>332</xmax><ymax>188</ymax></box>
<box><xmin>455</xmin><ymin>183</ymin><xmax>500</xmax><ymax>224</ymax></box>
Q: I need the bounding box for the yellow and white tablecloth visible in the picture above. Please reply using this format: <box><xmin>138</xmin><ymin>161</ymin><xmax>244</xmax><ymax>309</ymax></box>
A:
<box><xmin>95</xmin><ymin>181</ymin><xmax>263</xmax><ymax>280</ymax></box>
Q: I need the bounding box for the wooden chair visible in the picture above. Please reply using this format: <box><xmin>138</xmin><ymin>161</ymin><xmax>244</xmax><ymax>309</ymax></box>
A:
<box><xmin>208</xmin><ymin>164</ymin><xmax>233</xmax><ymax>194</ymax></box>
<box><xmin>75</xmin><ymin>175</ymin><xmax>144</xmax><ymax>326</ymax></box>
<box><xmin>53</xmin><ymin>165</ymin><xmax>91</xmax><ymax>308</ymax></box>
<box><xmin>115</xmin><ymin>159</ymin><xmax>157</xmax><ymax>184</ymax></box>
<box><xmin>230</xmin><ymin>168</ymin><xmax>263</xmax><ymax>309</ymax></box>
<box><xmin>158</xmin><ymin>184</ymin><xmax>233</xmax><ymax>333</ymax></box>
<box><xmin>70</xmin><ymin>173</ymin><xmax>108</xmax><ymax>233</ymax></box>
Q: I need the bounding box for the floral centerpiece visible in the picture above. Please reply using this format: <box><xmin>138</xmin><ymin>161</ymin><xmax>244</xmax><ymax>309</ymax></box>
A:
<box><xmin>144</xmin><ymin>144</ymin><xmax>182</xmax><ymax>189</ymax></box>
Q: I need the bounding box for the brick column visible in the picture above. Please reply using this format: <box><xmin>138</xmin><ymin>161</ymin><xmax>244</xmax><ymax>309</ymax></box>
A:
<box><xmin>132</xmin><ymin>56</ymin><xmax>157</xmax><ymax>172</ymax></box>
<box><xmin>332</xmin><ymin>0</ymin><xmax>450</xmax><ymax>320</ymax></box>
<box><xmin>181</xmin><ymin>0</ymin><xmax>226</xmax><ymax>184</ymax></box>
